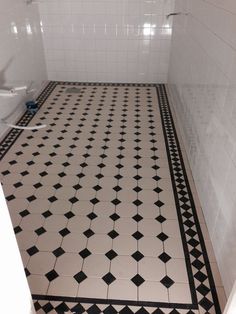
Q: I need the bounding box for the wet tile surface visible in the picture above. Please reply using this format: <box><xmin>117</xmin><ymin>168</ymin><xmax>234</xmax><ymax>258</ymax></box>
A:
<box><xmin>0</xmin><ymin>82</ymin><xmax>224</xmax><ymax>313</ymax></box>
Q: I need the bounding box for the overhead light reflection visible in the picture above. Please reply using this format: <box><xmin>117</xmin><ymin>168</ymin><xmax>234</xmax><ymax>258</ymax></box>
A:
<box><xmin>11</xmin><ymin>22</ymin><xmax>18</xmax><ymax>35</ymax></box>
<box><xmin>143</xmin><ymin>23</ymin><xmax>156</xmax><ymax>36</ymax></box>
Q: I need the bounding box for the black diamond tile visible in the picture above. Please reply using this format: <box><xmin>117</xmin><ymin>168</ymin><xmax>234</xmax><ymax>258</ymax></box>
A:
<box><xmin>197</xmin><ymin>283</ymin><xmax>211</xmax><ymax>296</ymax></box>
<box><xmin>132</xmin><ymin>231</ymin><xmax>143</xmax><ymax>240</ymax></box>
<box><xmin>87</xmin><ymin>212</ymin><xmax>97</xmax><ymax>220</ymax></box>
<box><xmin>194</xmin><ymin>271</ymin><xmax>207</xmax><ymax>282</ymax></box>
<box><xmin>133</xmin><ymin>199</ymin><xmax>143</xmax><ymax>206</ymax></box>
<box><xmin>160</xmin><ymin>275</ymin><xmax>174</xmax><ymax>288</ymax></box>
<box><xmin>119</xmin><ymin>306</ymin><xmax>134</xmax><ymax>314</ymax></box>
<box><xmin>155</xmin><ymin>200</ymin><xmax>164</xmax><ymax>207</ymax></box>
<box><xmin>27</xmin><ymin>246</ymin><xmax>39</xmax><ymax>256</ymax></box>
<box><xmin>21</xmin><ymin>170</ymin><xmax>29</xmax><ymax>176</ymax></box>
<box><xmin>53</xmin><ymin>183</ymin><xmax>62</xmax><ymax>190</ymax></box>
<box><xmin>114</xmin><ymin>174</ymin><xmax>123</xmax><ymax>180</ymax></box>
<box><xmin>71</xmin><ymin>304</ymin><xmax>85</xmax><ymax>313</ymax></box>
<box><xmin>113</xmin><ymin>185</ymin><xmax>122</xmax><ymax>192</ymax></box>
<box><xmin>98</xmin><ymin>163</ymin><xmax>106</xmax><ymax>168</ymax></box>
<box><xmin>105</xmin><ymin>250</ymin><xmax>118</xmax><ymax>260</ymax></box>
<box><xmin>53</xmin><ymin>247</ymin><xmax>65</xmax><ymax>257</ymax></box>
<box><xmin>80</xmin><ymin>162</ymin><xmax>88</xmax><ymax>168</ymax></box>
<box><xmin>74</xmin><ymin>271</ymin><xmax>87</xmax><ymax>283</ymax></box>
<box><xmin>59</xmin><ymin>228</ymin><xmax>70</xmax><ymax>237</ymax></box>
<box><xmin>45</xmin><ymin>270</ymin><xmax>59</xmax><ymax>282</ymax></box>
<box><xmin>111</xmin><ymin>198</ymin><xmax>121</xmax><ymax>206</ymax></box>
<box><xmin>157</xmin><ymin>232</ymin><xmax>169</xmax><ymax>242</ymax></box>
<box><xmin>55</xmin><ymin>302</ymin><xmax>70</xmax><ymax>313</ymax></box>
<box><xmin>58</xmin><ymin>172</ymin><xmax>66</xmax><ymax>177</ymax></box>
<box><xmin>48</xmin><ymin>196</ymin><xmax>57</xmax><ymax>203</ymax></box>
<box><xmin>110</xmin><ymin>213</ymin><xmax>120</xmax><ymax>221</ymax></box>
<box><xmin>133</xmin><ymin>186</ymin><xmax>142</xmax><ymax>193</ymax></box>
<box><xmin>158</xmin><ymin>252</ymin><xmax>171</xmax><ymax>263</ymax></box>
<box><xmin>152</xmin><ymin>175</ymin><xmax>161</xmax><ymax>181</ymax></box>
<box><xmin>93</xmin><ymin>185</ymin><xmax>102</xmax><ymax>191</ymax></box>
<box><xmin>133</xmin><ymin>175</ymin><xmax>142</xmax><ymax>181</ymax></box>
<box><xmin>14</xmin><ymin>226</ymin><xmax>22</xmax><ymax>234</ymax></box>
<box><xmin>34</xmin><ymin>182</ymin><xmax>43</xmax><ymax>189</ymax></box>
<box><xmin>69</xmin><ymin>196</ymin><xmax>79</xmax><ymax>204</ymax></box>
<box><xmin>77</xmin><ymin>173</ymin><xmax>85</xmax><ymax>179</ymax></box>
<box><xmin>83</xmin><ymin>229</ymin><xmax>95</xmax><ymax>238</ymax></box>
<box><xmin>42</xmin><ymin>210</ymin><xmax>52</xmax><ymax>218</ymax></box>
<box><xmin>102</xmin><ymin>272</ymin><xmax>116</xmax><ymax>285</ymax></box>
<box><xmin>103</xmin><ymin>305</ymin><xmax>117</xmax><ymax>314</ymax></box>
<box><xmin>153</xmin><ymin>187</ymin><xmax>163</xmax><ymax>193</ymax></box>
<box><xmin>192</xmin><ymin>259</ymin><xmax>204</xmax><ymax>270</ymax></box>
<box><xmin>188</xmin><ymin>238</ymin><xmax>200</xmax><ymax>248</ymax></box>
<box><xmin>64</xmin><ymin>211</ymin><xmax>75</xmax><ymax>219</ymax></box>
<box><xmin>35</xmin><ymin>227</ymin><xmax>46</xmax><ymax>236</ymax></box>
<box><xmin>6</xmin><ymin>194</ymin><xmax>15</xmax><ymax>201</ymax></box>
<box><xmin>73</xmin><ymin>183</ymin><xmax>82</xmax><ymax>190</ymax></box>
<box><xmin>186</xmin><ymin>228</ymin><xmax>197</xmax><ymax>238</ymax></box>
<box><xmin>39</xmin><ymin>171</ymin><xmax>47</xmax><ymax>177</ymax></box>
<box><xmin>96</xmin><ymin>173</ymin><xmax>104</xmax><ymax>179</ymax></box>
<box><xmin>14</xmin><ymin>182</ymin><xmax>23</xmax><ymax>188</ymax></box>
<box><xmin>132</xmin><ymin>214</ymin><xmax>143</xmax><ymax>222</ymax></box>
<box><xmin>155</xmin><ymin>215</ymin><xmax>166</xmax><ymax>223</ymax></box>
<box><xmin>199</xmin><ymin>297</ymin><xmax>214</xmax><ymax>311</ymax></box>
<box><xmin>90</xmin><ymin>198</ymin><xmax>99</xmax><ymax>205</ymax></box>
<box><xmin>79</xmin><ymin>248</ymin><xmax>91</xmax><ymax>259</ymax></box>
<box><xmin>87</xmin><ymin>305</ymin><xmax>101</xmax><ymax>314</ymax></box>
<box><xmin>132</xmin><ymin>251</ymin><xmax>144</xmax><ymax>261</ymax></box>
<box><xmin>131</xmin><ymin>274</ymin><xmax>145</xmax><ymax>286</ymax></box>
<box><xmin>190</xmin><ymin>248</ymin><xmax>202</xmax><ymax>259</ymax></box>
<box><xmin>108</xmin><ymin>230</ymin><xmax>119</xmax><ymax>239</ymax></box>
<box><xmin>42</xmin><ymin>302</ymin><xmax>54</xmax><ymax>313</ymax></box>
<box><xmin>25</xmin><ymin>268</ymin><xmax>30</xmax><ymax>277</ymax></box>
<box><xmin>26</xmin><ymin>195</ymin><xmax>36</xmax><ymax>202</ymax></box>
<box><xmin>20</xmin><ymin>209</ymin><xmax>30</xmax><ymax>217</ymax></box>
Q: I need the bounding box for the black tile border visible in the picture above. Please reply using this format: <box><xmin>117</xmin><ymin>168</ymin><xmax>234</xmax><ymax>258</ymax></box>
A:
<box><xmin>0</xmin><ymin>81</ymin><xmax>221</xmax><ymax>313</ymax></box>
<box><xmin>156</xmin><ymin>84</ymin><xmax>221</xmax><ymax>314</ymax></box>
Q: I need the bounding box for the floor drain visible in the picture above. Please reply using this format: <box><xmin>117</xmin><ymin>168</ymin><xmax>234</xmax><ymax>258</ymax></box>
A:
<box><xmin>65</xmin><ymin>87</ymin><xmax>82</xmax><ymax>93</ymax></box>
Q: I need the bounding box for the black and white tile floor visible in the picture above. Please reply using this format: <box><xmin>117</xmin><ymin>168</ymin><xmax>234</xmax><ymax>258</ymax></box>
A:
<box><xmin>0</xmin><ymin>82</ymin><xmax>226</xmax><ymax>313</ymax></box>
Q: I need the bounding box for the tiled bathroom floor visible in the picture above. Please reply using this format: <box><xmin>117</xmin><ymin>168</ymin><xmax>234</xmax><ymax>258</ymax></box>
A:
<box><xmin>0</xmin><ymin>82</ymin><xmax>225</xmax><ymax>313</ymax></box>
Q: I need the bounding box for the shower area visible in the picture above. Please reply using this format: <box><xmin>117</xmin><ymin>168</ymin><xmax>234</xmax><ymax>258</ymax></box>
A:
<box><xmin>0</xmin><ymin>0</ymin><xmax>235</xmax><ymax>313</ymax></box>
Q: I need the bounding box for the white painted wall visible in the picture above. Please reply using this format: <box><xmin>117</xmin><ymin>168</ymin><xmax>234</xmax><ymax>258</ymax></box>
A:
<box><xmin>0</xmin><ymin>0</ymin><xmax>47</xmax><ymax>137</ymax></box>
<box><xmin>168</xmin><ymin>0</ymin><xmax>236</xmax><ymax>296</ymax></box>
<box><xmin>0</xmin><ymin>184</ymin><xmax>35</xmax><ymax>314</ymax></box>
<box><xmin>38</xmin><ymin>0</ymin><xmax>174</xmax><ymax>83</ymax></box>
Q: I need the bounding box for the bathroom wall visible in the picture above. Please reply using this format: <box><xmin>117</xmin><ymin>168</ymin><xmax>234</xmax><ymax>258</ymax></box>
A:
<box><xmin>39</xmin><ymin>0</ymin><xmax>174</xmax><ymax>83</ymax></box>
<box><xmin>0</xmin><ymin>185</ymin><xmax>35</xmax><ymax>314</ymax></box>
<box><xmin>168</xmin><ymin>0</ymin><xmax>236</xmax><ymax>296</ymax></box>
<box><xmin>0</xmin><ymin>0</ymin><xmax>47</xmax><ymax>136</ymax></box>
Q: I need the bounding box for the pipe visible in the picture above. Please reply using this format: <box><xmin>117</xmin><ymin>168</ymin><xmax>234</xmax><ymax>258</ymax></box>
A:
<box><xmin>0</xmin><ymin>120</ymin><xmax>46</xmax><ymax>130</ymax></box>
<box><xmin>0</xmin><ymin>90</ymin><xmax>18</xmax><ymax>97</ymax></box>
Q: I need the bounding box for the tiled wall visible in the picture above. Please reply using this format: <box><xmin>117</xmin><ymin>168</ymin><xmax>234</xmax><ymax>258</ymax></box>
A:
<box><xmin>168</xmin><ymin>0</ymin><xmax>236</xmax><ymax>296</ymax></box>
<box><xmin>0</xmin><ymin>0</ymin><xmax>47</xmax><ymax>136</ymax></box>
<box><xmin>38</xmin><ymin>0</ymin><xmax>174</xmax><ymax>83</ymax></box>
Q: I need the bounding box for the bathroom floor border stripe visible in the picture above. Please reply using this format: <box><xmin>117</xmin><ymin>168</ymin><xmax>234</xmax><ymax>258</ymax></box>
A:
<box><xmin>157</xmin><ymin>84</ymin><xmax>221</xmax><ymax>314</ymax></box>
<box><xmin>0</xmin><ymin>81</ymin><xmax>221</xmax><ymax>313</ymax></box>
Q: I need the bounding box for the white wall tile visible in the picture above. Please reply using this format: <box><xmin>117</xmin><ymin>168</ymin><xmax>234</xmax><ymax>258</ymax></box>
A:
<box><xmin>39</xmin><ymin>0</ymin><xmax>175</xmax><ymax>83</ymax></box>
<box><xmin>168</xmin><ymin>0</ymin><xmax>236</xmax><ymax>297</ymax></box>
